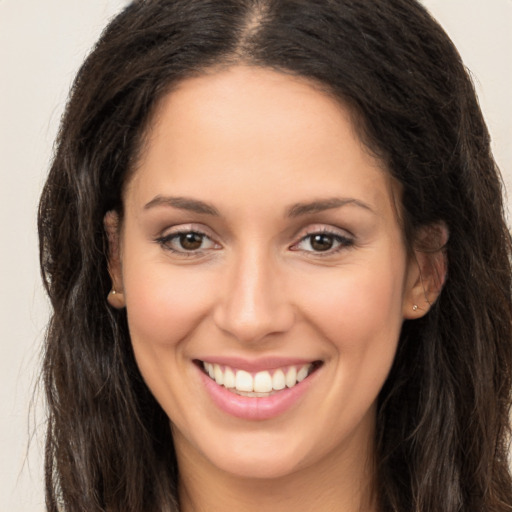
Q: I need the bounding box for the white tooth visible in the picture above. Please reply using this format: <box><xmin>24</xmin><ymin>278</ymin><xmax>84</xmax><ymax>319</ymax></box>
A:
<box><xmin>235</xmin><ymin>390</ymin><xmax>272</xmax><ymax>397</ymax></box>
<box><xmin>224</xmin><ymin>367</ymin><xmax>235</xmax><ymax>388</ymax></box>
<box><xmin>205</xmin><ymin>362</ymin><xmax>215</xmax><ymax>379</ymax></box>
<box><xmin>297</xmin><ymin>364</ymin><xmax>310</xmax><ymax>382</ymax></box>
<box><xmin>235</xmin><ymin>370</ymin><xmax>253</xmax><ymax>392</ymax></box>
<box><xmin>254</xmin><ymin>391</ymin><xmax>272</xmax><ymax>397</ymax></box>
<box><xmin>214</xmin><ymin>364</ymin><xmax>223</xmax><ymax>385</ymax></box>
<box><xmin>285</xmin><ymin>366</ymin><xmax>297</xmax><ymax>388</ymax></box>
<box><xmin>253</xmin><ymin>371</ymin><xmax>272</xmax><ymax>393</ymax></box>
<box><xmin>272</xmin><ymin>369</ymin><xmax>286</xmax><ymax>390</ymax></box>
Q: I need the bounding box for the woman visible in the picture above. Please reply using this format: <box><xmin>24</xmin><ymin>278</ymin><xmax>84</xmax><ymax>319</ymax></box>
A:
<box><xmin>38</xmin><ymin>0</ymin><xmax>512</xmax><ymax>511</ymax></box>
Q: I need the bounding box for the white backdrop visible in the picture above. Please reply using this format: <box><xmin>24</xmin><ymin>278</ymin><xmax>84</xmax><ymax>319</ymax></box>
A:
<box><xmin>1</xmin><ymin>1</ymin><xmax>510</xmax><ymax>510</ymax></box>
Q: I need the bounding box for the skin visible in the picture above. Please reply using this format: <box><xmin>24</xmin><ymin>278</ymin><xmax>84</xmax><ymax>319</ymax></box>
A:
<box><xmin>106</xmin><ymin>65</ymin><xmax>443</xmax><ymax>512</ymax></box>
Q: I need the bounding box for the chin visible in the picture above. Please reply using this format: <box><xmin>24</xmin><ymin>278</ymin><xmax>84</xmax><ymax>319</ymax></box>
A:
<box><xmin>208</xmin><ymin>447</ymin><xmax>309</xmax><ymax>480</ymax></box>
<box><xmin>174</xmin><ymin>421</ymin><xmax>315</xmax><ymax>481</ymax></box>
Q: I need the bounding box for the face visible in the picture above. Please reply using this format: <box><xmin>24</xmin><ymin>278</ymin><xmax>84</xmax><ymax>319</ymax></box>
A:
<box><xmin>108</xmin><ymin>66</ymin><xmax>425</xmax><ymax>480</ymax></box>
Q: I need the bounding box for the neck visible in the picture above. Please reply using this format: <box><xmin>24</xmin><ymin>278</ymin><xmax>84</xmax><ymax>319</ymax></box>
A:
<box><xmin>176</xmin><ymin>423</ymin><xmax>378</xmax><ymax>512</ymax></box>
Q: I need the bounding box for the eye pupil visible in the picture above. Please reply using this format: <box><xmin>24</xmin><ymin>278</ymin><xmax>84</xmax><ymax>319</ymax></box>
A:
<box><xmin>180</xmin><ymin>233</ymin><xmax>203</xmax><ymax>250</ymax></box>
<box><xmin>311</xmin><ymin>234</ymin><xmax>334</xmax><ymax>251</ymax></box>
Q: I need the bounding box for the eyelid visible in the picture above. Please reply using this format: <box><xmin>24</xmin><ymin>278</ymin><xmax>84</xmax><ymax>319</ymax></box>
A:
<box><xmin>158</xmin><ymin>222</ymin><xmax>211</xmax><ymax>236</ymax></box>
<box><xmin>154</xmin><ymin>223</ymin><xmax>354</xmax><ymax>257</ymax></box>
<box><xmin>155</xmin><ymin>223</ymin><xmax>221</xmax><ymax>254</ymax></box>
<box><xmin>290</xmin><ymin>225</ymin><xmax>355</xmax><ymax>255</ymax></box>
<box><xmin>293</xmin><ymin>223</ymin><xmax>354</xmax><ymax>241</ymax></box>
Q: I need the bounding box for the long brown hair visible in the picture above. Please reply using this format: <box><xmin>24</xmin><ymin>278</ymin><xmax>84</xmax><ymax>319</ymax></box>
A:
<box><xmin>38</xmin><ymin>1</ymin><xmax>512</xmax><ymax>510</ymax></box>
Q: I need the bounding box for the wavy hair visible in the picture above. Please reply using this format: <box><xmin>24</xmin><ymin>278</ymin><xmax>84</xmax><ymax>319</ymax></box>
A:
<box><xmin>38</xmin><ymin>0</ymin><xmax>512</xmax><ymax>510</ymax></box>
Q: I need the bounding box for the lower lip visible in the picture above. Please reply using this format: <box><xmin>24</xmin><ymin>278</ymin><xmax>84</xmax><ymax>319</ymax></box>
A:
<box><xmin>197</xmin><ymin>365</ymin><xmax>317</xmax><ymax>421</ymax></box>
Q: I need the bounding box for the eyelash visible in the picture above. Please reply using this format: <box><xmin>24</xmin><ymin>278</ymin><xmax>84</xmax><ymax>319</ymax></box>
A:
<box><xmin>290</xmin><ymin>229</ymin><xmax>354</xmax><ymax>256</ymax></box>
<box><xmin>155</xmin><ymin>229</ymin><xmax>219</xmax><ymax>256</ymax></box>
<box><xmin>155</xmin><ymin>228</ymin><xmax>354</xmax><ymax>257</ymax></box>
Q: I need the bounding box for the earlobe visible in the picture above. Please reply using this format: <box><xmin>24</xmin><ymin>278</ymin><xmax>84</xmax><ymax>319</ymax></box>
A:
<box><xmin>104</xmin><ymin>210</ymin><xmax>126</xmax><ymax>309</ymax></box>
<box><xmin>107</xmin><ymin>287</ymin><xmax>126</xmax><ymax>309</ymax></box>
<box><xmin>403</xmin><ymin>222</ymin><xmax>448</xmax><ymax>319</ymax></box>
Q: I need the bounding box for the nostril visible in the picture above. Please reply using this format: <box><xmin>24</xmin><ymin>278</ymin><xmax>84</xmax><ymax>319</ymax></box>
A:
<box><xmin>211</xmin><ymin>265</ymin><xmax>295</xmax><ymax>343</ymax></box>
<box><xmin>212</xmin><ymin>304</ymin><xmax>296</xmax><ymax>344</ymax></box>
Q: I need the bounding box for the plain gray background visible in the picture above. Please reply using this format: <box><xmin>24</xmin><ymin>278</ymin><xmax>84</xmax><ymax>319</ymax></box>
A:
<box><xmin>1</xmin><ymin>1</ymin><xmax>511</xmax><ymax>510</ymax></box>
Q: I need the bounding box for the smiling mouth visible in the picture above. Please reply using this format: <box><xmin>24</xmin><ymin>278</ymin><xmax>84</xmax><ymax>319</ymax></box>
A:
<box><xmin>196</xmin><ymin>360</ymin><xmax>323</xmax><ymax>397</ymax></box>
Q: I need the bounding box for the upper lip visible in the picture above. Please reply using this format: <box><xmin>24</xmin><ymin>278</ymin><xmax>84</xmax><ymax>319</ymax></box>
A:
<box><xmin>195</xmin><ymin>356</ymin><xmax>320</xmax><ymax>373</ymax></box>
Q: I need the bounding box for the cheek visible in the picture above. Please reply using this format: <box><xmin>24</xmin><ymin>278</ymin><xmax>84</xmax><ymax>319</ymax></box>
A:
<box><xmin>297</xmin><ymin>262</ymin><xmax>406</xmax><ymax>353</ymax></box>
<box><xmin>294</xmin><ymin>260</ymin><xmax>406</xmax><ymax>431</ymax></box>
<box><xmin>121</xmin><ymin>259</ymin><xmax>218</xmax><ymax>420</ymax></box>
<box><xmin>123</xmin><ymin>258</ymin><xmax>216</xmax><ymax>347</ymax></box>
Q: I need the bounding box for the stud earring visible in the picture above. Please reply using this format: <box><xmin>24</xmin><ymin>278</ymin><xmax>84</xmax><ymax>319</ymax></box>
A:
<box><xmin>111</xmin><ymin>289</ymin><xmax>117</xmax><ymax>295</ymax></box>
<box><xmin>412</xmin><ymin>304</ymin><xmax>418</xmax><ymax>311</ymax></box>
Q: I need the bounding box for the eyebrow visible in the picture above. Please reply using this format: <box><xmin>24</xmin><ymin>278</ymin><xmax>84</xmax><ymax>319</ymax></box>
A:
<box><xmin>143</xmin><ymin>195</ymin><xmax>374</xmax><ymax>218</ymax></box>
<box><xmin>286</xmin><ymin>197</ymin><xmax>375</xmax><ymax>217</ymax></box>
<box><xmin>144</xmin><ymin>195</ymin><xmax>220</xmax><ymax>216</ymax></box>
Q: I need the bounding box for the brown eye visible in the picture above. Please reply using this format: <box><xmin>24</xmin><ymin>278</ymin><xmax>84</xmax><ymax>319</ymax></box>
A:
<box><xmin>179</xmin><ymin>232</ymin><xmax>204</xmax><ymax>250</ymax></box>
<box><xmin>157</xmin><ymin>230</ymin><xmax>218</xmax><ymax>254</ymax></box>
<box><xmin>310</xmin><ymin>234</ymin><xmax>335</xmax><ymax>251</ymax></box>
<box><xmin>292</xmin><ymin>230</ymin><xmax>354</xmax><ymax>255</ymax></box>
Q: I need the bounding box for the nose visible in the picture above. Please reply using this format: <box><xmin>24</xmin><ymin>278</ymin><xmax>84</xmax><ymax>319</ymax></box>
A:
<box><xmin>212</xmin><ymin>248</ymin><xmax>295</xmax><ymax>344</ymax></box>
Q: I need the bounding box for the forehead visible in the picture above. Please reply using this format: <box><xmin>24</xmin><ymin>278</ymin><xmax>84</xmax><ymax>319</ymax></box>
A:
<box><xmin>126</xmin><ymin>65</ymin><xmax>397</xmax><ymax>219</ymax></box>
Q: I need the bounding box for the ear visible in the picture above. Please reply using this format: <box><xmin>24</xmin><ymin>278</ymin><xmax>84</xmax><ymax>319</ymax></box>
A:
<box><xmin>403</xmin><ymin>222</ymin><xmax>448</xmax><ymax>319</ymax></box>
<box><xmin>104</xmin><ymin>210</ymin><xmax>126</xmax><ymax>309</ymax></box>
